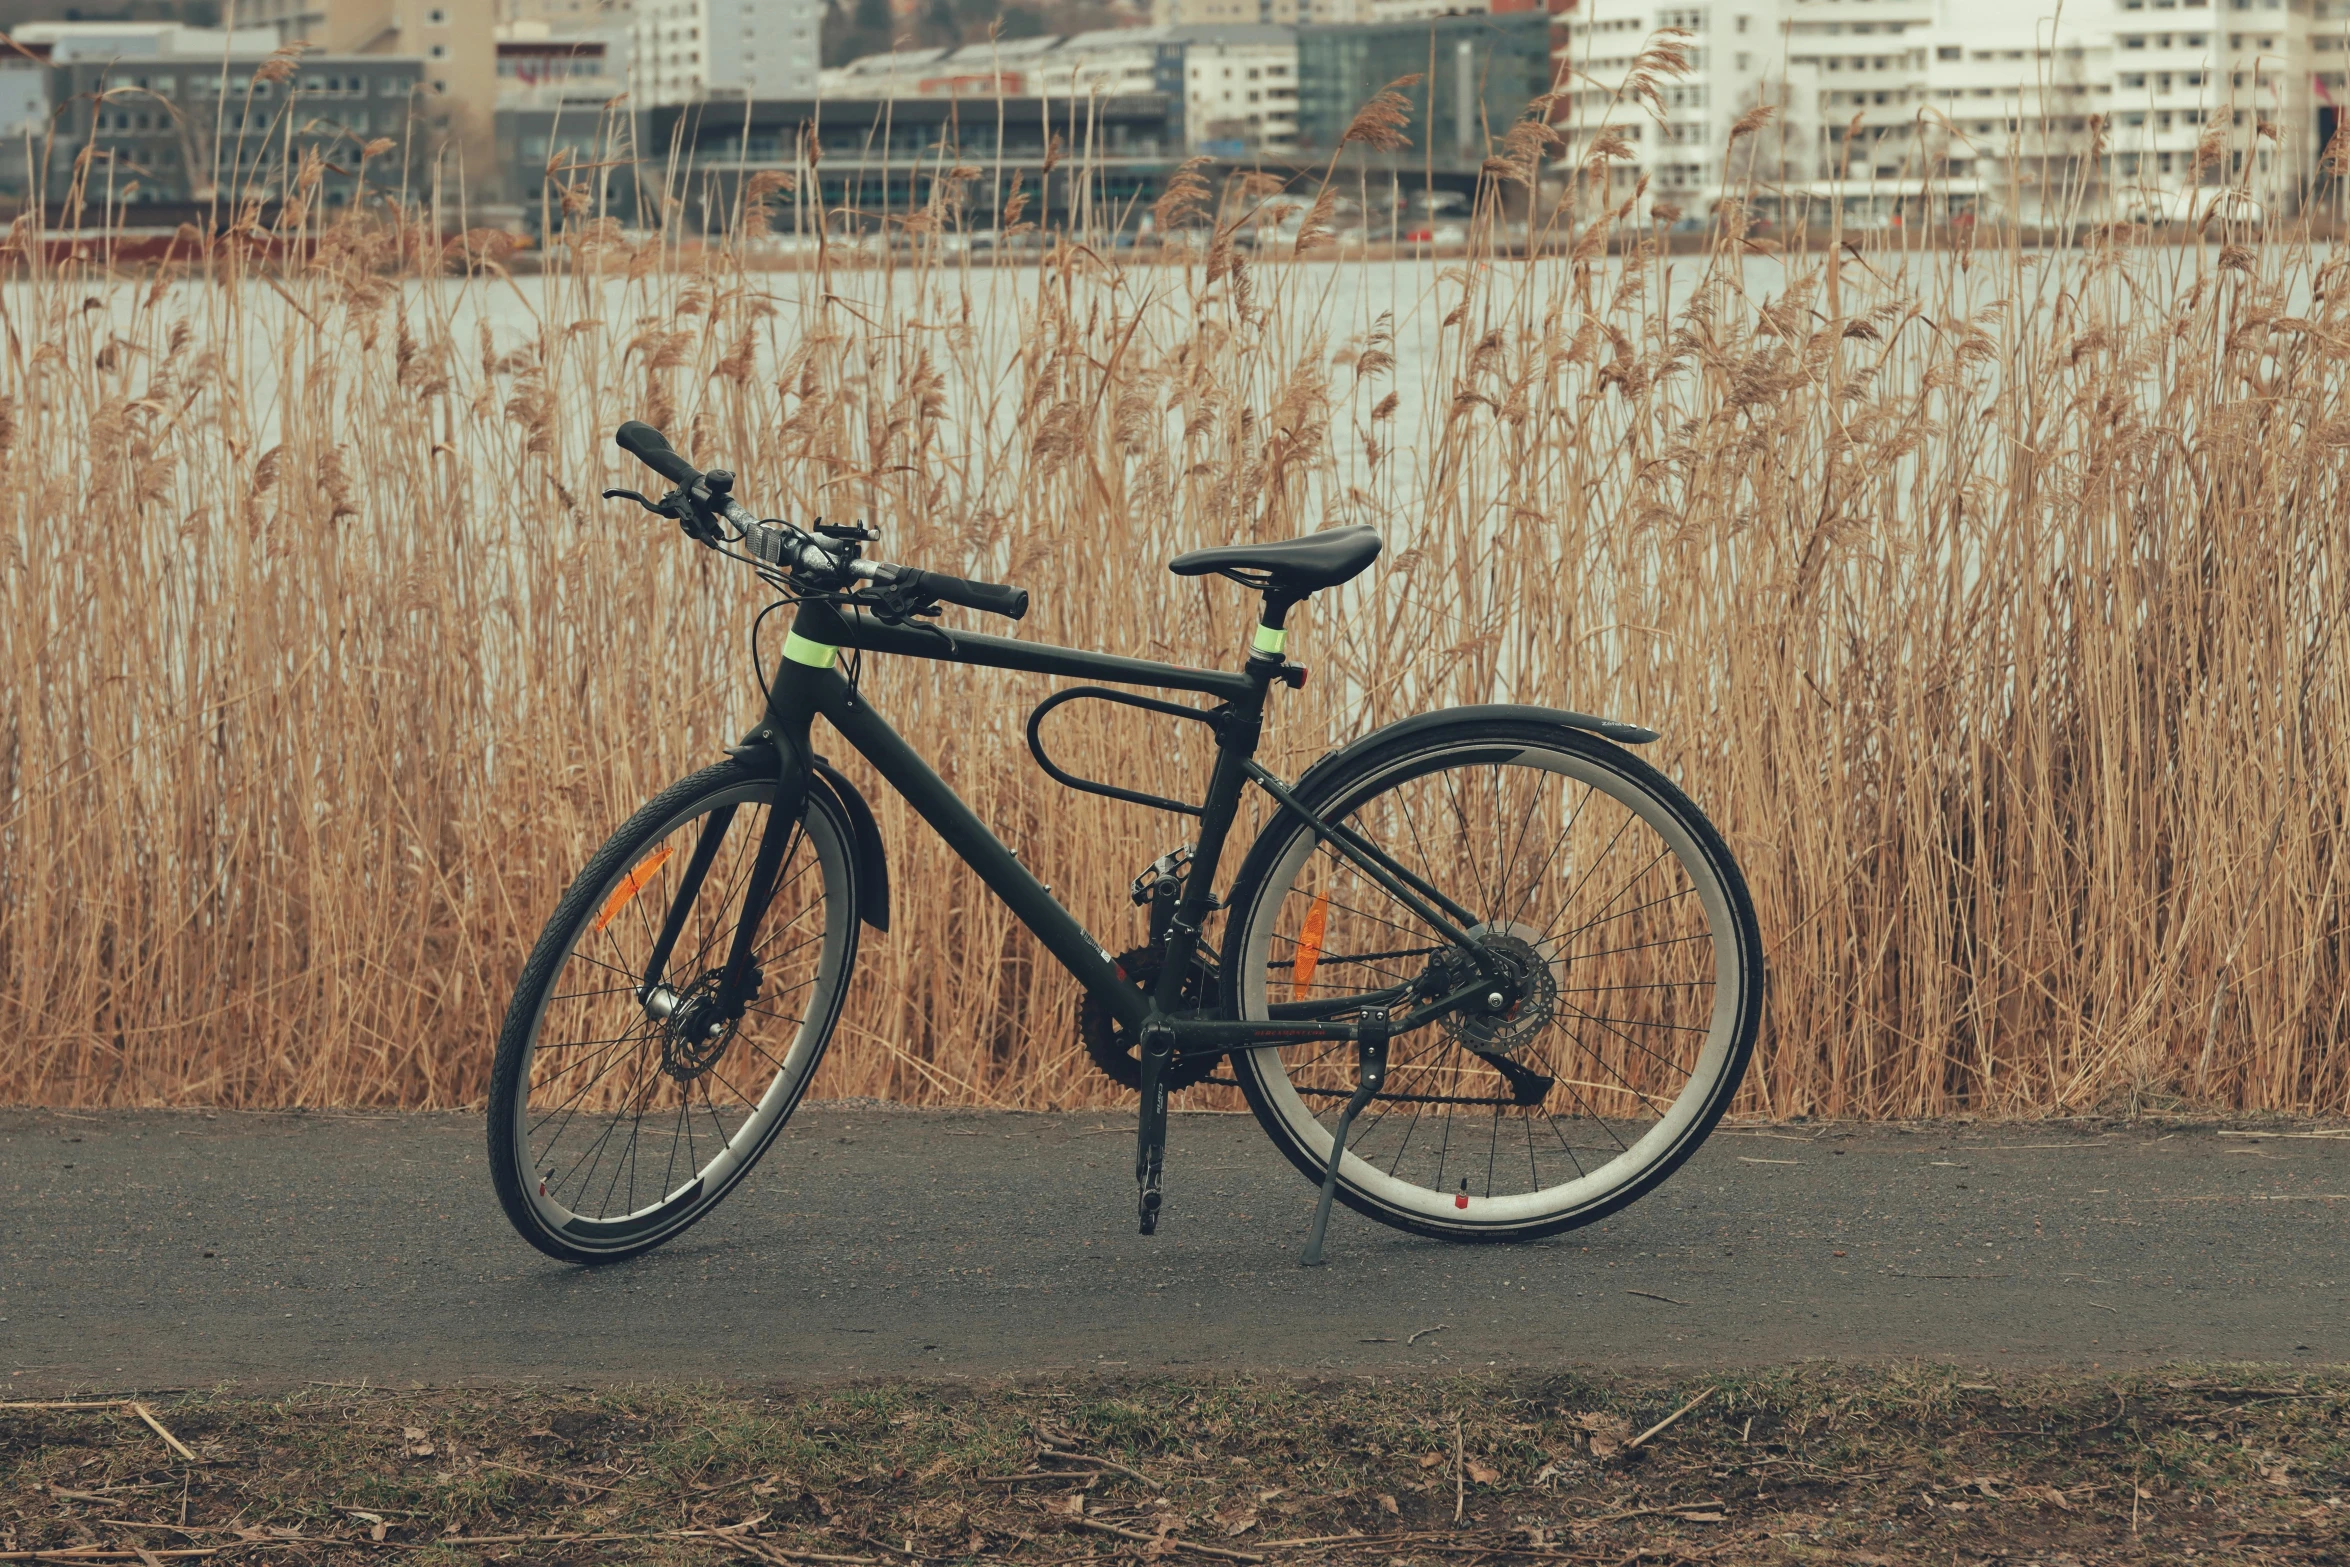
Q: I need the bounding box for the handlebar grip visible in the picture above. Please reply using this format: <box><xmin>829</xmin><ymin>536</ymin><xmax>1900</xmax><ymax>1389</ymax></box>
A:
<box><xmin>615</xmin><ymin>420</ymin><xmax>701</xmax><ymax>487</ymax></box>
<box><xmin>899</xmin><ymin>567</ymin><xmax>1030</xmax><ymax>621</ymax></box>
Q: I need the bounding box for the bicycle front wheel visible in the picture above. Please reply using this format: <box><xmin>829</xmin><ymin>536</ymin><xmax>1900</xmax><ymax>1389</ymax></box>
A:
<box><xmin>488</xmin><ymin>758</ymin><xmax>860</xmax><ymax>1264</ymax></box>
<box><xmin>1222</xmin><ymin>712</ymin><xmax>1763</xmax><ymax>1242</ymax></box>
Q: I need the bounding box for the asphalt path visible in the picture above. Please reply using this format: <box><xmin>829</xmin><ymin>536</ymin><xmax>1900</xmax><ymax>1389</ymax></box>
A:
<box><xmin>4</xmin><ymin>1107</ymin><xmax>2345</xmax><ymax>1393</ymax></box>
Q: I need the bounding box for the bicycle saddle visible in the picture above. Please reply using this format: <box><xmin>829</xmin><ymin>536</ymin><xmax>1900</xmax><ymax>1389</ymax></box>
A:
<box><xmin>1168</xmin><ymin>524</ymin><xmax>1381</xmax><ymax>595</ymax></box>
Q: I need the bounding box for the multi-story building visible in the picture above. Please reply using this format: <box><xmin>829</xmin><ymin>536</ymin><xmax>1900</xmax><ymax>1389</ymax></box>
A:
<box><xmin>1293</xmin><ymin>11</ymin><xmax>1554</xmax><ymax>162</ymax></box>
<box><xmin>19</xmin><ymin>25</ymin><xmax>423</xmax><ymax>207</ymax></box>
<box><xmin>600</xmin><ymin>0</ymin><xmax>820</xmax><ymax>104</ymax></box>
<box><xmin>652</xmin><ymin>89</ymin><xmax>1185</xmax><ymax>228</ymax></box>
<box><xmin>1157</xmin><ymin>0</ymin><xmax>1372</xmax><ymax>27</ymax></box>
<box><xmin>706</xmin><ymin>0</ymin><xmax>823</xmax><ymax>98</ymax></box>
<box><xmin>818</xmin><ymin>27</ymin><xmax>1295</xmax><ymax>152</ymax></box>
<box><xmin>625</xmin><ymin>0</ymin><xmax>708</xmax><ymax>103</ymax></box>
<box><xmin>231</xmin><ymin>0</ymin><xmax>495</xmax><ymax>176</ymax></box>
<box><xmin>497</xmin><ymin>21</ymin><xmax>635</xmax><ymax>104</ymax></box>
<box><xmin>1561</xmin><ymin>0</ymin><xmax>2327</xmax><ymax>224</ymax></box>
<box><xmin>1557</xmin><ymin>0</ymin><xmax>1788</xmax><ymax>201</ymax></box>
<box><xmin>1177</xmin><ymin>24</ymin><xmax>1300</xmax><ymax>149</ymax></box>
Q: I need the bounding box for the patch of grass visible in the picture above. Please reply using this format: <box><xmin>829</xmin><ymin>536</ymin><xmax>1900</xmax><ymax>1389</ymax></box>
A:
<box><xmin>5</xmin><ymin>1368</ymin><xmax>2345</xmax><ymax>1563</ymax></box>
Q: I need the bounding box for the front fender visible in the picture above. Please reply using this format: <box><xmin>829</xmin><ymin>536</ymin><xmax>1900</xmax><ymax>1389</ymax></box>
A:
<box><xmin>810</xmin><ymin>757</ymin><xmax>890</xmax><ymax>933</ymax></box>
<box><xmin>727</xmin><ymin>738</ymin><xmax>891</xmax><ymax>933</ymax></box>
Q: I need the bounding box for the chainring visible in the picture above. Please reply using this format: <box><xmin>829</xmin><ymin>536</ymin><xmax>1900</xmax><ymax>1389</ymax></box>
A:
<box><xmin>1079</xmin><ymin>946</ymin><xmax>1225</xmax><ymax>1092</ymax></box>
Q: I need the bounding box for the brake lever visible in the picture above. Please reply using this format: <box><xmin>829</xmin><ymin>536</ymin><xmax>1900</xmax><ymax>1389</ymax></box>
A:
<box><xmin>602</xmin><ymin>487</ymin><xmax>664</xmax><ymax>513</ymax></box>
<box><xmin>857</xmin><ymin>577</ymin><xmax>943</xmax><ymax>628</ymax></box>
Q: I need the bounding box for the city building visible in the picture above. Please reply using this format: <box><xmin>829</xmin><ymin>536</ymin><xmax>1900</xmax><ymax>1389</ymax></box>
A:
<box><xmin>817</xmin><ymin>27</ymin><xmax>1291</xmax><ymax>153</ymax></box>
<box><xmin>231</xmin><ymin>0</ymin><xmax>496</xmax><ymax>177</ymax></box>
<box><xmin>1176</xmin><ymin>24</ymin><xmax>1299</xmax><ymax>150</ymax></box>
<box><xmin>22</xmin><ymin>26</ymin><xmax>423</xmax><ymax>208</ymax></box>
<box><xmin>499</xmin><ymin>0</ymin><xmax>633</xmax><ymax>23</ymax></box>
<box><xmin>1558</xmin><ymin>0</ymin><xmax>2330</xmax><ymax>225</ymax></box>
<box><xmin>577</xmin><ymin>0</ymin><xmax>822</xmax><ymax>105</ymax></box>
<box><xmin>650</xmin><ymin>90</ymin><xmax>1185</xmax><ymax>228</ymax></box>
<box><xmin>626</xmin><ymin>0</ymin><xmax>707</xmax><ymax>102</ymax></box>
<box><xmin>706</xmin><ymin>0</ymin><xmax>823</xmax><ymax>99</ymax></box>
<box><xmin>1557</xmin><ymin>0</ymin><xmax>1786</xmax><ymax>202</ymax></box>
<box><xmin>1293</xmin><ymin>11</ymin><xmax>1554</xmax><ymax>162</ymax></box>
<box><xmin>496</xmin><ymin>22</ymin><xmax>634</xmax><ymax>105</ymax></box>
<box><xmin>1156</xmin><ymin>0</ymin><xmax>1371</xmax><ymax>24</ymax></box>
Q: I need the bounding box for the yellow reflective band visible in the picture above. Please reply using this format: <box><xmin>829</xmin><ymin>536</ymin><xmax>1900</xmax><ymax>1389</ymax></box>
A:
<box><xmin>1252</xmin><ymin>624</ymin><xmax>1288</xmax><ymax>656</ymax></box>
<box><xmin>782</xmin><ymin>631</ymin><xmax>840</xmax><ymax>669</ymax></box>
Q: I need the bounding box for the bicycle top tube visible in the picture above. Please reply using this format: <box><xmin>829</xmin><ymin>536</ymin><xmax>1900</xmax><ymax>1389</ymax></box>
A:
<box><xmin>788</xmin><ymin>600</ymin><xmax>1263</xmax><ymax>703</ymax></box>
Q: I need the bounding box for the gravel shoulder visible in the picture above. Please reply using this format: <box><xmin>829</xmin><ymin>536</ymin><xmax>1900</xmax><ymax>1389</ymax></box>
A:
<box><xmin>3</xmin><ymin>1108</ymin><xmax>2346</xmax><ymax>1393</ymax></box>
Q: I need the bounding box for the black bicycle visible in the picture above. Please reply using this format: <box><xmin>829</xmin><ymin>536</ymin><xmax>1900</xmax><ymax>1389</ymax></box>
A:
<box><xmin>486</xmin><ymin>422</ymin><xmax>1765</xmax><ymax>1267</ymax></box>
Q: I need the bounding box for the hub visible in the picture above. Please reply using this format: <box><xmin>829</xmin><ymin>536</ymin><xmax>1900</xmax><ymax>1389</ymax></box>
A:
<box><xmin>658</xmin><ymin>966</ymin><xmax>762</xmax><ymax>1082</ymax></box>
<box><xmin>1424</xmin><ymin>921</ymin><xmax>1562</xmax><ymax>1057</ymax></box>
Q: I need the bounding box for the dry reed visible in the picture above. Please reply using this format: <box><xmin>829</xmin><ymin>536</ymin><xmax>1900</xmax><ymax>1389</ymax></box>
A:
<box><xmin>2</xmin><ymin>74</ymin><xmax>2347</xmax><ymax>1117</ymax></box>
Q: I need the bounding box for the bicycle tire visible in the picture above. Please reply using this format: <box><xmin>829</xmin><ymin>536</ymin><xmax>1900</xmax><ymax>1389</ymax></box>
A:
<box><xmin>1221</xmin><ymin>713</ymin><xmax>1763</xmax><ymax>1243</ymax></box>
<box><xmin>488</xmin><ymin>757</ymin><xmax>859</xmax><ymax>1264</ymax></box>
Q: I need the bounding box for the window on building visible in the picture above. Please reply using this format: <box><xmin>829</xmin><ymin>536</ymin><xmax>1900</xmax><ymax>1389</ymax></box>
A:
<box><xmin>1937</xmin><ymin>44</ymin><xmax>1960</xmax><ymax>57</ymax></box>
<box><xmin>427</xmin><ymin>6</ymin><xmax>447</xmax><ymax>21</ymax></box>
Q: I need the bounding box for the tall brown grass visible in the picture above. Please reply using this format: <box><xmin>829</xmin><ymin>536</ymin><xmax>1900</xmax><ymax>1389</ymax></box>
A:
<box><xmin>3</xmin><ymin>86</ymin><xmax>2347</xmax><ymax>1117</ymax></box>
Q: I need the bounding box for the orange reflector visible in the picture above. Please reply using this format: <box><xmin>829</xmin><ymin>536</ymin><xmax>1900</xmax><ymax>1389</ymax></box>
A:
<box><xmin>1291</xmin><ymin>890</ymin><xmax>1330</xmax><ymax>1002</ymax></box>
<box><xmin>594</xmin><ymin>844</ymin><xmax>674</xmax><ymax>932</ymax></box>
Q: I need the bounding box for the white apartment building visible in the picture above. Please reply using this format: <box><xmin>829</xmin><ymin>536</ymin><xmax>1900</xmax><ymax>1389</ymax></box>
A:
<box><xmin>1176</xmin><ymin>25</ymin><xmax>1299</xmax><ymax>147</ymax></box>
<box><xmin>1562</xmin><ymin>0</ymin><xmax>2329</xmax><ymax>223</ymax></box>
<box><xmin>1556</xmin><ymin>1</ymin><xmax>1785</xmax><ymax>203</ymax></box>
<box><xmin>707</xmin><ymin>0</ymin><xmax>824</xmax><ymax>98</ymax></box>
<box><xmin>620</xmin><ymin>0</ymin><xmax>821</xmax><ymax>104</ymax></box>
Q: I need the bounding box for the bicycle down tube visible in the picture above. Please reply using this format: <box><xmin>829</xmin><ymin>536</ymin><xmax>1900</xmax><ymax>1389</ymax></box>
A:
<box><xmin>740</xmin><ymin>597</ymin><xmax>1420</xmax><ymax>1056</ymax></box>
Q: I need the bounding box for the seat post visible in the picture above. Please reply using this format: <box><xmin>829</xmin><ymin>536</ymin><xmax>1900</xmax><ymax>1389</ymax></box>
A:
<box><xmin>1247</xmin><ymin>587</ymin><xmax>1307</xmax><ymax>677</ymax></box>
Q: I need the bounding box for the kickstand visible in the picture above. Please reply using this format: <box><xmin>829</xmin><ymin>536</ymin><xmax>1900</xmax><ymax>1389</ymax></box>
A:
<box><xmin>1136</xmin><ymin>1023</ymin><xmax>1173</xmax><ymax>1234</ymax></box>
<box><xmin>1301</xmin><ymin>1008</ymin><xmax>1389</xmax><ymax>1267</ymax></box>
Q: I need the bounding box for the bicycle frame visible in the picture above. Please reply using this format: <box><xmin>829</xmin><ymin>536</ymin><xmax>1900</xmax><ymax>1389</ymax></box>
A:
<box><xmin>705</xmin><ymin>596</ymin><xmax>1510</xmax><ymax>1066</ymax></box>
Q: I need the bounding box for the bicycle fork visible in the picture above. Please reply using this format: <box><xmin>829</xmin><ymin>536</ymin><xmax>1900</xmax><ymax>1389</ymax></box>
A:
<box><xmin>638</xmin><ymin>726</ymin><xmax>814</xmax><ymax>1027</ymax></box>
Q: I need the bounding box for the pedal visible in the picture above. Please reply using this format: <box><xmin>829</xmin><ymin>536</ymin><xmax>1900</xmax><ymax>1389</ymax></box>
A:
<box><xmin>1130</xmin><ymin>846</ymin><xmax>1192</xmax><ymax>950</ymax></box>
<box><xmin>1301</xmin><ymin>1008</ymin><xmax>1390</xmax><ymax>1267</ymax></box>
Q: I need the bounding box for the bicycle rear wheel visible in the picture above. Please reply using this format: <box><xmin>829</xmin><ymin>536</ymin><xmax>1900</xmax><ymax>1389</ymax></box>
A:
<box><xmin>487</xmin><ymin>758</ymin><xmax>859</xmax><ymax>1264</ymax></box>
<box><xmin>1221</xmin><ymin>713</ymin><xmax>1762</xmax><ymax>1242</ymax></box>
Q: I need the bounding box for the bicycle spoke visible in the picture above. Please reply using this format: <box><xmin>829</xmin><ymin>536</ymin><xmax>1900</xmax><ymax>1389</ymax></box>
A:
<box><xmin>1244</xmin><ymin>738</ymin><xmax>1747</xmax><ymax>1230</ymax></box>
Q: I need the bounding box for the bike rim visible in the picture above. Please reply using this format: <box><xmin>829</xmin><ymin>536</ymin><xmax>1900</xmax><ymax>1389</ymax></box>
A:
<box><xmin>512</xmin><ymin>782</ymin><xmax>852</xmax><ymax>1249</ymax></box>
<box><xmin>1237</xmin><ymin>739</ymin><xmax>1745</xmax><ymax>1228</ymax></box>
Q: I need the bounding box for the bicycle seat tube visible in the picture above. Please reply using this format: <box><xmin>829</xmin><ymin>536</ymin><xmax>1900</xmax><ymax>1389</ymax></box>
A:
<box><xmin>1150</xmin><ymin>648</ymin><xmax>1281</xmax><ymax>1017</ymax></box>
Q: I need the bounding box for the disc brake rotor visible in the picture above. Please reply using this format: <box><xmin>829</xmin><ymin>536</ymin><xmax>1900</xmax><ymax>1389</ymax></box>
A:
<box><xmin>1430</xmin><ymin>921</ymin><xmax>1563</xmax><ymax>1056</ymax></box>
<box><xmin>661</xmin><ymin>966</ymin><xmax>761</xmax><ymax>1082</ymax></box>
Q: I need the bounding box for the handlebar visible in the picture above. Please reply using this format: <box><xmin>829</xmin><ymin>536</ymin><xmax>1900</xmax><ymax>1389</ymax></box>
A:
<box><xmin>611</xmin><ymin>420</ymin><xmax>1029</xmax><ymax>623</ymax></box>
<box><xmin>615</xmin><ymin>420</ymin><xmax>701</xmax><ymax>487</ymax></box>
<box><xmin>884</xmin><ymin>567</ymin><xmax>1030</xmax><ymax>622</ymax></box>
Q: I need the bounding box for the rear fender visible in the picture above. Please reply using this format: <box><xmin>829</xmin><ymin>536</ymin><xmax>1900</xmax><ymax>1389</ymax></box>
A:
<box><xmin>1291</xmin><ymin>702</ymin><xmax>1657</xmax><ymax>802</ymax></box>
